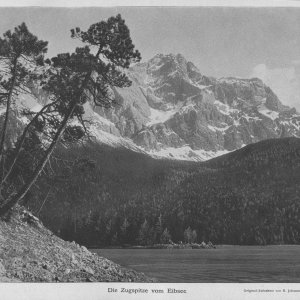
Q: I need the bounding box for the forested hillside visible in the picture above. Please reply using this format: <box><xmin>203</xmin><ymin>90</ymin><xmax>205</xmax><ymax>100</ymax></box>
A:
<box><xmin>28</xmin><ymin>137</ymin><xmax>300</xmax><ymax>246</ymax></box>
<box><xmin>1</xmin><ymin>18</ymin><xmax>299</xmax><ymax>251</ymax></box>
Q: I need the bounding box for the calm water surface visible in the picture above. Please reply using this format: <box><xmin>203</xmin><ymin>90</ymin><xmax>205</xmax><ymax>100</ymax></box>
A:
<box><xmin>92</xmin><ymin>245</ymin><xmax>300</xmax><ymax>282</ymax></box>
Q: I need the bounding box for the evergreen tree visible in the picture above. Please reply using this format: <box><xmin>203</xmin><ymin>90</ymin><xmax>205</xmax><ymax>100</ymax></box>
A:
<box><xmin>184</xmin><ymin>226</ymin><xmax>193</xmax><ymax>244</ymax></box>
<box><xmin>160</xmin><ymin>228</ymin><xmax>172</xmax><ymax>244</ymax></box>
<box><xmin>121</xmin><ymin>217</ymin><xmax>130</xmax><ymax>234</ymax></box>
<box><xmin>111</xmin><ymin>232</ymin><xmax>119</xmax><ymax>246</ymax></box>
<box><xmin>0</xmin><ymin>15</ymin><xmax>141</xmax><ymax>216</ymax></box>
<box><xmin>120</xmin><ymin>217</ymin><xmax>130</xmax><ymax>243</ymax></box>
<box><xmin>191</xmin><ymin>229</ymin><xmax>197</xmax><ymax>243</ymax></box>
<box><xmin>137</xmin><ymin>219</ymin><xmax>150</xmax><ymax>246</ymax></box>
<box><xmin>0</xmin><ymin>23</ymin><xmax>48</xmax><ymax>204</ymax></box>
<box><xmin>0</xmin><ymin>23</ymin><xmax>48</xmax><ymax>162</ymax></box>
<box><xmin>154</xmin><ymin>214</ymin><xmax>163</xmax><ymax>243</ymax></box>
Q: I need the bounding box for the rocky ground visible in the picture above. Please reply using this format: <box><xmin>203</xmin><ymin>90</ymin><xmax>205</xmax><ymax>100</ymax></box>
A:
<box><xmin>0</xmin><ymin>206</ymin><xmax>154</xmax><ymax>282</ymax></box>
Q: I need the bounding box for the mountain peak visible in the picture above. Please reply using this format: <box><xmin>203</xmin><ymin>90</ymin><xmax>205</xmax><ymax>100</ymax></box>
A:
<box><xmin>145</xmin><ymin>53</ymin><xmax>202</xmax><ymax>85</ymax></box>
<box><xmin>3</xmin><ymin>52</ymin><xmax>299</xmax><ymax>163</ymax></box>
<box><xmin>151</xmin><ymin>53</ymin><xmax>185</xmax><ymax>59</ymax></box>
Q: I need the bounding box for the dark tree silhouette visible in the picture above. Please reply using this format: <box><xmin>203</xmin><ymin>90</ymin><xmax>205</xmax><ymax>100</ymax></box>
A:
<box><xmin>0</xmin><ymin>14</ymin><xmax>141</xmax><ymax>216</ymax></box>
<box><xmin>0</xmin><ymin>23</ymin><xmax>48</xmax><ymax>162</ymax></box>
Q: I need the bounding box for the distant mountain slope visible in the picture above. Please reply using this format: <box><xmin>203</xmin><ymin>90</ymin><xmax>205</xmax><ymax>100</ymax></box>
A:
<box><xmin>94</xmin><ymin>53</ymin><xmax>300</xmax><ymax>160</ymax></box>
<box><xmin>1</xmin><ymin>53</ymin><xmax>299</xmax><ymax>161</ymax></box>
<box><xmin>28</xmin><ymin>137</ymin><xmax>300</xmax><ymax>246</ymax></box>
<box><xmin>205</xmin><ymin>136</ymin><xmax>300</xmax><ymax>169</ymax></box>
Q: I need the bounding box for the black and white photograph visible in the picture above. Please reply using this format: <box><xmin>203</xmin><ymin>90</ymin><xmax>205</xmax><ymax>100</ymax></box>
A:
<box><xmin>0</xmin><ymin>1</ymin><xmax>300</xmax><ymax>297</ymax></box>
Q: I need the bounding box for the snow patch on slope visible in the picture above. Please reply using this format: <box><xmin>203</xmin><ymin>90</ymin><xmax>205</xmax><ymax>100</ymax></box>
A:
<box><xmin>89</xmin><ymin>125</ymin><xmax>145</xmax><ymax>153</ymax></box>
<box><xmin>148</xmin><ymin>145</ymin><xmax>230</xmax><ymax>161</ymax></box>
<box><xmin>147</xmin><ymin>108</ymin><xmax>177</xmax><ymax>126</ymax></box>
<box><xmin>207</xmin><ymin>124</ymin><xmax>230</xmax><ymax>133</ymax></box>
<box><xmin>258</xmin><ymin>105</ymin><xmax>279</xmax><ymax>120</ymax></box>
<box><xmin>214</xmin><ymin>100</ymin><xmax>239</xmax><ymax>115</ymax></box>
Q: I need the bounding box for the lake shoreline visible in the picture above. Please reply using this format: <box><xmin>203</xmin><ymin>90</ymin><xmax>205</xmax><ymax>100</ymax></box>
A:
<box><xmin>89</xmin><ymin>241</ymin><xmax>216</xmax><ymax>250</ymax></box>
<box><xmin>93</xmin><ymin>245</ymin><xmax>300</xmax><ymax>282</ymax></box>
<box><xmin>91</xmin><ymin>243</ymin><xmax>300</xmax><ymax>250</ymax></box>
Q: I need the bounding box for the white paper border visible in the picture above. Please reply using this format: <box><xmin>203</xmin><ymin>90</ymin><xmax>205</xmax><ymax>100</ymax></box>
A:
<box><xmin>1</xmin><ymin>1</ymin><xmax>300</xmax><ymax>300</ymax></box>
<box><xmin>0</xmin><ymin>0</ymin><xmax>299</xmax><ymax>7</ymax></box>
<box><xmin>3</xmin><ymin>283</ymin><xmax>300</xmax><ymax>300</ymax></box>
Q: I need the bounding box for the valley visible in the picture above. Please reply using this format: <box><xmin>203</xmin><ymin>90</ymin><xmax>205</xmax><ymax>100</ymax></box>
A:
<box><xmin>27</xmin><ymin>137</ymin><xmax>300</xmax><ymax>247</ymax></box>
<box><xmin>0</xmin><ymin>9</ymin><xmax>300</xmax><ymax>285</ymax></box>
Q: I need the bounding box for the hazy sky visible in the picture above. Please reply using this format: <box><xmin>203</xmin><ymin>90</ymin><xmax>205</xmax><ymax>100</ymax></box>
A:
<box><xmin>0</xmin><ymin>7</ymin><xmax>300</xmax><ymax>109</ymax></box>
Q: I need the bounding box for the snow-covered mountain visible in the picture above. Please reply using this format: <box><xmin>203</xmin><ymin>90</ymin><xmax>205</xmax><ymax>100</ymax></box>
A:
<box><xmin>2</xmin><ymin>53</ymin><xmax>300</xmax><ymax>161</ymax></box>
<box><xmin>89</xmin><ymin>53</ymin><xmax>300</xmax><ymax>160</ymax></box>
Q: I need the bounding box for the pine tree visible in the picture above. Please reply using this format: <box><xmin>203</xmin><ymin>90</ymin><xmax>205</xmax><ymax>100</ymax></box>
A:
<box><xmin>154</xmin><ymin>214</ymin><xmax>163</xmax><ymax>243</ymax></box>
<box><xmin>137</xmin><ymin>219</ymin><xmax>150</xmax><ymax>246</ymax></box>
<box><xmin>111</xmin><ymin>232</ymin><xmax>119</xmax><ymax>246</ymax></box>
<box><xmin>120</xmin><ymin>217</ymin><xmax>130</xmax><ymax>243</ymax></box>
<box><xmin>0</xmin><ymin>23</ymin><xmax>48</xmax><ymax>162</ymax></box>
<box><xmin>0</xmin><ymin>15</ymin><xmax>141</xmax><ymax>216</ymax></box>
<box><xmin>184</xmin><ymin>226</ymin><xmax>193</xmax><ymax>244</ymax></box>
<box><xmin>0</xmin><ymin>23</ymin><xmax>48</xmax><ymax>203</ymax></box>
<box><xmin>160</xmin><ymin>228</ymin><xmax>172</xmax><ymax>244</ymax></box>
<box><xmin>191</xmin><ymin>229</ymin><xmax>197</xmax><ymax>243</ymax></box>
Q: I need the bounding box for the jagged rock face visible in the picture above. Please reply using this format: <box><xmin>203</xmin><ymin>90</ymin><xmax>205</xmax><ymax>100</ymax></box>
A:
<box><xmin>2</xmin><ymin>53</ymin><xmax>299</xmax><ymax>161</ymax></box>
<box><xmin>96</xmin><ymin>53</ymin><xmax>300</xmax><ymax>159</ymax></box>
<box><xmin>94</xmin><ymin>80</ymin><xmax>151</xmax><ymax>138</ymax></box>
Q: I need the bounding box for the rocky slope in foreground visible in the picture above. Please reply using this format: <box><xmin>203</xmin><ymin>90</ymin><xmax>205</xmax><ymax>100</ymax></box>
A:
<box><xmin>0</xmin><ymin>206</ymin><xmax>153</xmax><ymax>282</ymax></box>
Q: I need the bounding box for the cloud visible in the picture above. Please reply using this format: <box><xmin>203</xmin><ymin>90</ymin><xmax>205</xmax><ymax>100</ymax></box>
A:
<box><xmin>251</xmin><ymin>63</ymin><xmax>300</xmax><ymax>111</ymax></box>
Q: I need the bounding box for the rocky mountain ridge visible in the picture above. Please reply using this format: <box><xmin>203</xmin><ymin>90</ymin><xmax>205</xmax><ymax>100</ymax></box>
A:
<box><xmin>92</xmin><ymin>53</ymin><xmax>300</xmax><ymax>160</ymax></box>
<box><xmin>1</xmin><ymin>53</ymin><xmax>299</xmax><ymax>161</ymax></box>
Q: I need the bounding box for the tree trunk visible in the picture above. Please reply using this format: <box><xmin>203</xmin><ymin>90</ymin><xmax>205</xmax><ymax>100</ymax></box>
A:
<box><xmin>37</xmin><ymin>186</ymin><xmax>51</xmax><ymax>216</ymax></box>
<box><xmin>0</xmin><ymin>58</ymin><xmax>18</xmax><ymax>163</ymax></box>
<box><xmin>0</xmin><ymin>103</ymin><xmax>76</xmax><ymax>216</ymax></box>
<box><xmin>0</xmin><ymin>101</ymin><xmax>56</xmax><ymax>186</ymax></box>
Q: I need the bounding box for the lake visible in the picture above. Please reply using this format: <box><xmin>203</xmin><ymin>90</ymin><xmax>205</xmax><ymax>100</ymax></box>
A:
<box><xmin>92</xmin><ymin>245</ymin><xmax>300</xmax><ymax>282</ymax></box>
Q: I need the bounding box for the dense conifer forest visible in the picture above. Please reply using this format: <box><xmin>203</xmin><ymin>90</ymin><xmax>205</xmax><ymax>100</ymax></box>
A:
<box><xmin>26</xmin><ymin>137</ymin><xmax>300</xmax><ymax>247</ymax></box>
<box><xmin>0</xmin><ymin>17</ymin><xmax>299</xmax><ymax>249</ymax></box>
